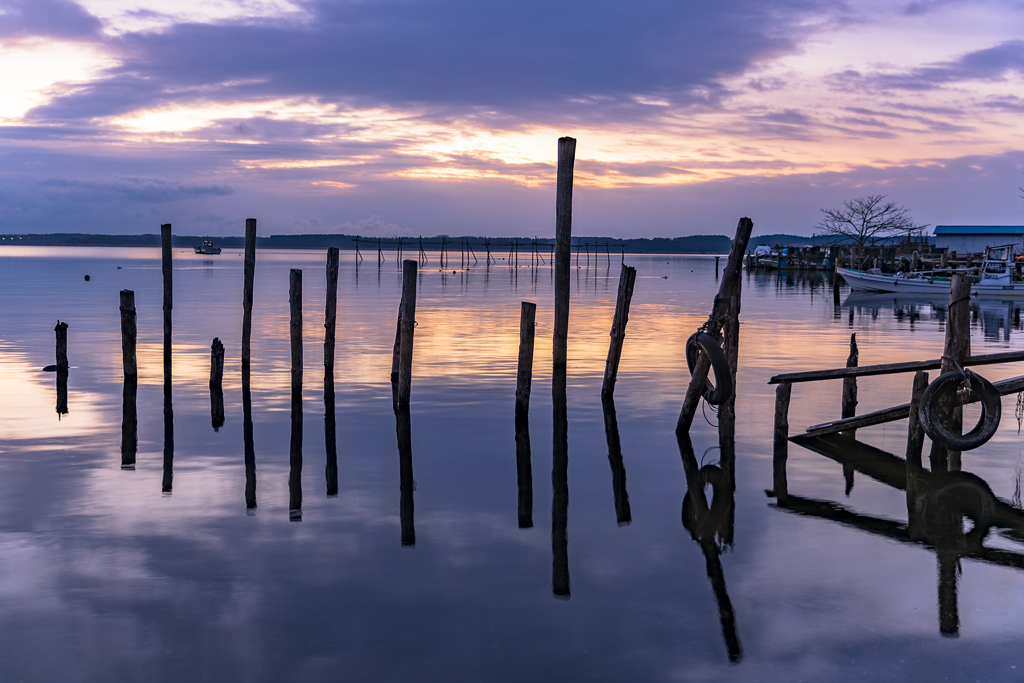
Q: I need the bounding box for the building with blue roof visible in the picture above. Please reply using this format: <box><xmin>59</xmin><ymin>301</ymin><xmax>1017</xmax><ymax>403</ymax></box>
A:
<box><xmin>933</xmin><ymin>226</ymin><xmax>1024</xmax><ymax>253</ymax></box>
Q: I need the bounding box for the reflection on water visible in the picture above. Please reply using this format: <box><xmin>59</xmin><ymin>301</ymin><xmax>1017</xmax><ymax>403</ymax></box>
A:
<box><xmin>3</xmin><ymin>248</ymin><xmax>1024</xmax><ymax>679</ymax></box>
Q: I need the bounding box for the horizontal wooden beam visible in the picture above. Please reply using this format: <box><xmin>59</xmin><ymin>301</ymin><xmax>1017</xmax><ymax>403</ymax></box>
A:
<box><xmin>799</xmin><ymin>374</ymin><xmax>1024</xmax><ymax>439</ymax></box>
<box><xmin>769</xmin><ymin>349</ymin><xmax>1024</xmax><ymax>385</ymax></box>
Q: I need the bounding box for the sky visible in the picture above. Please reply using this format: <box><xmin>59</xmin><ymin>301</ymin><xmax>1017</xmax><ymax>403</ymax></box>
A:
<box><xmin>2</xmin><ymin>0</ymin><xmax>1024</xmax><ymax>237</ymax></box>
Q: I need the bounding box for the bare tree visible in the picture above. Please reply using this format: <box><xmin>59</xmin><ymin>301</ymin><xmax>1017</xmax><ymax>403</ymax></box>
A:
<box><xmin>815</xmin><ymin>194</ymin><xmax>928</xmax><ymax>248</ymax></box>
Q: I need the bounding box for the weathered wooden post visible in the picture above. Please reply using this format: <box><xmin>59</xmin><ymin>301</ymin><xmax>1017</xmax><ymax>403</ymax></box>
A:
<box><xmin>515</xmin><ymin>412</ymin><xmax>533</xmax><ymax>529</ymax></box>
<box><xmin>55</xmin><ymin>320</ymin><xmax>69</xmax><ymax>416</ymax></box>
<box><xmin>390</xmin><ymin>295</ymin><xmax>405</xmax><ymax>384</ymax></box>
<box><xmin>242</xmin><ymin>218</ymin><xmax>257</xmax><ymax>370</ymax></box>
<box><xmin>325</xmin><ymin>247</ymin><xmax>339</xmax><ymax>396</ymax></box>
<box><xmin>119</xmin><ymin>291</ymin><xmax>137</xmax><ymax>468</ymax></box>
<box><xmin>210</xmin><ymin>338</ymin><xmax>225</xmax><ymax>430</ymax></box>
<box><xmin>553</xmin><ymin>136</ymin><xmax>576</xmax><ymax>372</ymax></box>
<box><xmin>161</xmin><ymin>223</ymin><xmax>172</xmax><ymax>383</ymax></box>
<box><xmin>289</xmin><ymin>268</ymin><xmax>303</xmax><ymax>521</ymax></box>
<box><xmin>515</xmin><ymin>302</ymin><xmax>537</xmax><ymax>415</ymax></box>
<box><xmin>907</xmin><ymin>370</ymin><xmax>929</xmax><ymax>465</ymax></box>
<box><xmin>715</xmin><ymin>256</ymin><xmax>720</xmax><ymax>277</ymax></box>
<box><xmin>930</xmin><ymin>272</ymin><xmax>972</xmax><ymax>472</ymax></box>
<box><xmin>119</xmin><ymin>291</ymin><xmax>137</xmax><ymax>380</ymax></box>
<box><xmin>602</xmin><ymin>397</ymin><xmax>631</xmax><ymax>525</ymax></box>
<box><xmin>601</xmin><ymin>263</ymin><xmax>637</xmax><ymax>398</ymax></box>
<box><xmin>397</xmin><ymin>260</ymin><xmax>418</xmax><ymax>405</ymax></box>
<box><xmin>677</xmin><ymin>217</ymin><xmax>754</xmax><ymax>432</ymax></box>
<box><xmin>772</xmin><ymin>382</ymin><xmax>792</xmax><ymax>500</ymax></box>
<box><xmin>840</xmin><ymin>333</ymin><xmax>859</xmax><ymax>493</ymax></box>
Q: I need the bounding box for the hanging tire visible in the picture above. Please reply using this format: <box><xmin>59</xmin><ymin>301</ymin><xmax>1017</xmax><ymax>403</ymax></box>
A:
<box><xmin>685</xmin><ymin>332</ymin><xmax>733</xmax><ymax>406</ymax></box>
<box><xmin>919</xmin><ymin>369</ymin><xmax>1001</xmax><ymax>451</ymax></box>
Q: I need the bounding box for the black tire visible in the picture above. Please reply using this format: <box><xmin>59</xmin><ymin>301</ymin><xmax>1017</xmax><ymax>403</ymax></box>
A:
<box><xmin>685</xmin><ymin>332</ymin><xmax>733</xmax><ymax>406</ymax></box>
<box><xmin>919</xmin><ymin>370</ymin><xmax>1001</xmax><ymax>451</ymax></box>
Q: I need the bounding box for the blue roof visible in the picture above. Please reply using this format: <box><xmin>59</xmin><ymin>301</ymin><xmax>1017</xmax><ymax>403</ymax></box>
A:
<box><xmin>934</xmin><ymin>225</ymin><xmax>1024</xmax><ymax>235</ymax></box>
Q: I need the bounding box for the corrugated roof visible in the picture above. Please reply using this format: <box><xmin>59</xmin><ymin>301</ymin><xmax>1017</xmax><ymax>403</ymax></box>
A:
<box><xmin>934</xmin><ymin>225</ymin><xmax>1024</xmax><ymax>235</ymax></box>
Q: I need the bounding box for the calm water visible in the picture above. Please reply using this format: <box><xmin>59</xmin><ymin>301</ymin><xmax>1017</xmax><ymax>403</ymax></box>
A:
<box><xmin>2</xmin><ymin>247</ymin><xmax>1024</xmax><ymax>682</ymax></box>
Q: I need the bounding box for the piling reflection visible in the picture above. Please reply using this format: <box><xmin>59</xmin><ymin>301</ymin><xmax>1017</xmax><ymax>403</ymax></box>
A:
<box><xmin>56</xmin><ymin>369</ymin><xmax>68</xmax><ymax>417</ymax></box>
<box><xmin>552</xmin><ymin>368</ymin><xmax>569</xmax><ymax>598</ymax></box>
<box><xmin>601</xmin><ymin>397</ymin><xmax>630</xmax><ymax>525</ymax></box>
<box><xmin>120</xmin><ymin>378</ymin><xmax>137</xmax><ymax>469</ymax></box>
<box><xmin>325</xmin><ymin>385</ymin><xmax>338</xmax><ymax>497</ymax></box>
<box><xmin>161</xmin><ymin>381</ymin><xmax>173</xmax><ymax>494</ymax></box>
<box><xmin>778</xmin><ymin>432</ymin><xmax>1024</xmax><ymax>638</ymax></box>
<box><xmin>396</xmin><ymin>404</ymin><xmax>415</xmax><ymax>546</ymax></box>
<box><xmin>514</xmin><ymin>412</ymin><xmax>533</xmax><ymax>528</ymax></box>
<box><xmin>289</xmin><ymin>390</ymin><xmax>302</xmax><ymax>522</ymax></box>
<box><xmin>242</xmin><ymin>368</ymin><xmax>256</xmax><ymax>511</ymax></box>
<box><xmin>677</xmin><ymin>432</ymin><xmax>742</xmax><ymax>662</ymax></box>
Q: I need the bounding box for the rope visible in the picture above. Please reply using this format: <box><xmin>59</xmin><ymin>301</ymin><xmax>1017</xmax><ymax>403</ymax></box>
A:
<box><xmin>701</xmin><ymin>398</ymin><xmax>719</xmax><ymax>428</ymax></box>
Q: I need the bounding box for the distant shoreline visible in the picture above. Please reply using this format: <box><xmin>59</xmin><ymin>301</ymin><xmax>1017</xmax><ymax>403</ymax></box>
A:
<box><xmin>0</xmin><ymin>232</ymin><xmax>821</xmax><ymax>254</ymax></box>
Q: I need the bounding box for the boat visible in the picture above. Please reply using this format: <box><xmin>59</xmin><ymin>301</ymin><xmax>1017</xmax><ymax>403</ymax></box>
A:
<box><xmin>194</xmin><ymin>240</ymin><xmax>221</xmax><ymax>255</ymax></box>
<box><xmin>837</xmin><ymin>244</ymin><xmax>1024</xmax><ymax>296</ymax></box>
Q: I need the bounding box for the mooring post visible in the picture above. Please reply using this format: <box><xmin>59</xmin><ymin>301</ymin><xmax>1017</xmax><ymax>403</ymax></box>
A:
<box><xmin>325</xmin><ymin>247</ymin><xmax>339</xmax><ymax>395</ymax></box>
<box><xmin>161</xmin><ymin>223</ymin><xmax>172</xmax><ymax>383</ymax></box>
<box><xmin>906</xmin><ymin>370</ymin><xmax>929</xmax><ymax>520</ymax></box>
<box><xmin>677</xmin><ymin>217</ymin><xmax>754</xmax><ymax>432</ymax></box>
<box><xmin>397</xmin><ymin>260</ymin><xmax>418</xmax><ymax>405</ymax></box>
<box><xmin>289</xmin><ymin>269</ymin><xmax>303</xmax><ymax>397</ymax></box>
<box><xmin>208</xmin><ymin>337</ymin><xmax>225</xmax><ymax>430</ymax></box>
<box><xmin>553</xmin><ymin>137</ymin><xmax>576</xmax><ymax>371</ymax></box>
<box><xmin>242</xmin><ymin>218</ymin><xmax>257</xmax><ymax>370</ymax></box>
<box><xmin>841</xmin><ymin>333</ymin><xmax>859</xmax><ymax>427</ymax></box>
<box><xmin>118</xmin><ymin>290</ymin><xmax>137</xmax><ymax>468</ymax></box>
<box><xmin>772</xmin><ymin>381</ymin><xmax>792</xmax><ymax>500</ymax></box>
<box><xmin>715</xmin><ymin>255</ymin><xmax>720</xmax><ymax>278</ymax></box>
<box><xmin>289</xmin><ymin>269</ymin><xmax>303</xmax><ymax>521</ymax></box>
<box><xmin>515</xmin><ymin>301</ymin><xmax>537</xmax><ymax>415</ymax></box>
<box><xmin>930</xmin><ymin>272</ymin><xmax>972</xmax><ymax>472</ymax></box>
<box><xmin>54</xmin><ymin>320</ymin><xmax>69</xmax><ymax>372</ymax></box>
<box><xmin>718</xmin><ymin>276</ymin><xmax>742</xmax><ymax>501</ymax></box>
<box><xmin>601</xmin><ymin>263</ymin><xmax>637</xmax><ymax>398</ymax></box>
<box><xmin>119</xmin><ymin>290</ymin><xmax>137</xmax><ymax>380</ymax></box>
<box><xmin>391</xmin><ymin>294</ymin><xmax>406</xmax><ymax>384</ymax></box>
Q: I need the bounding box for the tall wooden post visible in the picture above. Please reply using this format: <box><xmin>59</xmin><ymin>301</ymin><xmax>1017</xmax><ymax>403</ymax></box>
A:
<box><xmin>677</xmin><ymin>217</ymin><xmax>753</xmax><ymax>432</ymax></box>
<box><xmin>397</xmin><ymin>260</ymin><xmax>418</xmax><ymax>405</ymax></box>
<box><xmin>210</xmin><ymin>338</ymin><xmax>225</xmax><ymax>430</ymax></box>
<box><xmin>242</xmin><ymin>218</ymin><xmax>257</xmax><ymax>370</ymax></box>
<box><xmin>325</xmin><ymin>247</ymin><xmax>339</xmax><ymax>396</ymax></box>
<box><xmin>841</xmin><ymin>333</ymin><xmax>859</xmax><ymax>493</ymax></box>
<box><xmin>289</xmin><ymin>269</ymin><xmax>303</xmax><ymax>521</ymax></box>
<box><xmin>161</xmin><ymin>223</ymin><xmax>172</xmax><ymax>385</ymax></box>
<box><xmin>930</xmin><ymin>273</ymin><xmax>972</xmax><ymax>472</ymax></box>
<box><xmin>290</xmin><ymin>270</ymin><xmax>303</xmax><ymax>397</ymax></box>
<box><xmin>553</xmin><ymin>137</ymin><xmax>576</xmax><ymax>371</ymax></box>
<box><xmin>772</xmin><ymin>382</ymin><xmax>792</xmax><ymax>501</ymax></box>
<box><xmin>601</xmin><ymin>263</ymin><xmax>637</xmax><ymax>397</ymax></box>
<box><xmin>54</xmin><ymin>320</ymin><xmax>68</xmax><ymax>372</ymax></box>
<box><xmin>516</xmin><ymin>302</ymin><xmax>537</xmax><ymax>415</ymax></box>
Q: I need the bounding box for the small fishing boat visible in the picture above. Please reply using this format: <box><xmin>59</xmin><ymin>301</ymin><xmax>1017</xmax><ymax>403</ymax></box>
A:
<box><xmin>837</xmin><ymin>244</ymin><xmax>1024</xmax><ymax>296</ymax></box>
<box><xmin>194</xmin><ymin>240</ymin><xmax>221</xmax><ymax>255</ymax></box>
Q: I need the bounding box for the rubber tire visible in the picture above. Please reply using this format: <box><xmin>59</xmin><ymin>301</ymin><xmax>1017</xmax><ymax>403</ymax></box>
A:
<box><xmin>919</xmin><ymin>370</ymin><xmax>1001</xmax><ymax>451</ymax></box>
<box><xmin>685</xmin><ymin>332</ymin><xmax>733</xmax><ymax>406</ymax></box>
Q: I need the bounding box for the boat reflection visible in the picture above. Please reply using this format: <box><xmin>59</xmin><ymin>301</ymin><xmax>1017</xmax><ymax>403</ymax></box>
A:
<box><xmin>774</xmin><ymin>432</ymin><xmax>1024</xmax><ymax>637</ymax></box>
<box><xmin>843</xmin><ymin>292</ymin><xmax>1021</xmax><ymax>341</ymax></box>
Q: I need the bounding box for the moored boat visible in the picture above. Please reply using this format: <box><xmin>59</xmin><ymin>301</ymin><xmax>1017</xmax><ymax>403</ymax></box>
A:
<box><xmin>837</xmin><ymin>244</ymin><xmax>1023</xmax><ymax>296</ymax></box>
<box><xmin>194</xmin><ymin>240</ymin><xmax>221</xmax><ymax>255</ymax></box>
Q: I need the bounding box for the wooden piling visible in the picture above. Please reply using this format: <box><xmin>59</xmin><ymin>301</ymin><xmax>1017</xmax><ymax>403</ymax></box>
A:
<box><xmin>601</xmin><ymin>263</ymin><xmax>637</xmax><ymax>398</ymax></box>
<box><xmin>841</xmin><ymin>334</ymin><xmax>859</xmax><ymax>428</ymax></box>
<box><xmin>290</xmin><ymin>269</ymin><xmax>303</xmax><ymax>397</ymax></box>
<box><xmin>54</xmin><ymin>320</ymin><xmax>68</xmax><ymax>372</ymax></box>
<box><xmin>715</xmin><ymin>256</ymin><xmax>720</xmax><ymax>277</ymax></box>
<box><xmin>515</xmin><ymin>302</ymin><xmax>537</xmax><ymax>415</ymax></box>
<box><xmin>677</xmin><ymin>217</ymin><xmax>754</xmax><ymax>432</ymax></box>
<box><xmin>930</xmin><ymin>272</ymin><xmax>972</xmax><ymax>472</ymax></box>
<box><xmin>906</xmin><ymin>370</ymin><xmax>929</xmax><ymax>466</ymax></box>
<box><xmin>397</xmin><ymin>260</ymin><xmax>418</xmax><ymax>405</ymax></box>
<box><xmin>391</xmin><ymin>294</ymin><xmax>405</xmax><ymax>384</ymax></box>
<box><xmin>242</xmin><ymin>218</ymin><xmax>257</xmax><ymax>369</ymax></box>
<box><xmin>772</xmin><ymin>382</ymin><xmax>792</xmax><ymax>500</ymax></box>
<box><xmin>161</xmin><ymin>223</ymin><xmax>172</xmax><ymax>382</ymax></box>
<box><xmin>325</xmin><ymin>247</ymin><xmax>339</xmax><ymax>396</ymax></box>
<box><xmin>553</xmin><ymin>137</ymin><xmax>576</xmax><ymax>370</ymax></box>
<box><xmin>119</xmin><ymin>290</ymin><xmax>137</xmax><ymax>381</ymax></box>
<box><xmin>210</xmin><ymin>338</ymin><xmax>225</xmax><ymax>430</ymax></box>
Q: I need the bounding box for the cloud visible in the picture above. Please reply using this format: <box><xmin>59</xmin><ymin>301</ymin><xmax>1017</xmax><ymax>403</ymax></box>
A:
<box><xmin>39</xmin><ymin>175</ymin><xmax>233</xmax><ymax>203</ymax></box>
<box><xmin>0</xmin><ymin>0</ymin><xmax>100</xmax><ymax>41</ymax></box>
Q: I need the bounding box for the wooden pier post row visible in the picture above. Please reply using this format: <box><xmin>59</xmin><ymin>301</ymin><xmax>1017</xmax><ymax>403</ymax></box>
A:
<box><xmin>242</xmin><ymin>218</ymin><xmax>257</xmax><ymax>370</ymax></box>
<box><xmin>325</xmin><ymin>247</ymin><xmax>339</xmax><ymax>397</ymax></box>
<box><xmin>161</xmin><ymin>223</ymin><xmax>172</xmax><ymax>383</ymax></box>
<box><xmin>677</xmin><ymin>217</ymin><xmax>754</xmax><ymax>433</ymax></box>
<box><xmin>210</xmin><ymin>338</ymin><xmax>225</xmax><ymax>430</ymax></box>
<box><xmin>553</xmin><ymin>136</ymin><xmax>576</xmax><ymax>371</ymax></box>
<box><xmin>516</xmin><ymin>301</ymin><xmax>537</xmax><ymax>415</ymax></box>
<box><xmin>930</xmin><ymin>272</ymin><xmax>972</xmax><ymax>472</ymax></box>
<box><xmin>601</xmin><ymin>263</ymin><xmax>637</xmax><ymax>398</ymax></box>
<box><xmin>397</xmin><ymin>260</ymin><xmax>418</xmax><ymax>405</ymax></box>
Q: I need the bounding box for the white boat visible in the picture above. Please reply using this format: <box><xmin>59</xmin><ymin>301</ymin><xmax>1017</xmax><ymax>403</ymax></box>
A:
<box><xmin>194</xmin><ymin>240</ymin><xmax>222</xmax><ymax>255</ymax></box>
<box><xmin>837</xmin><ymin>244</ymin><xmax>1024</xmax><ymax>296</ymax></box>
